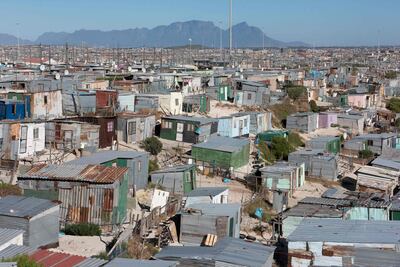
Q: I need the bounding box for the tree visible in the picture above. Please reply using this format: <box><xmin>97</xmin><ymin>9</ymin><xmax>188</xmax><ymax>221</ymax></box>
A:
<box><xmin>286</xmin><ymin>86</ymin><xmax>307</xmax><ymax>101</ymax></box>
<box><xmin>385</xmin><ymin>71</ymin><xmax>398</xmax><ymax>79</ymax></box>
<box><xmin>387</xmin><ymin>98</ymin><xmax>400</xmax><ymax>113</ymax></box>
<box><xmin>271</xmin><ymin>136</ymin><xmax>292</xmax><ymax>160</ymax></box>
<box><xmin>359</xmin><ymin>149</ymin><xmax>373</xmax><ymax>159</ymax></box>
<box><xmin>140</xmin><ymin>137</ymin><xmax>163</xmax><ymax>156</ymax></box>
<box><xmin>309</xmin><ymin>100</ymin><xmax>319</xmax><ymax>112</ymax></box>
<box><xmin>64</xmin><ymin>223</ymin><xmax>101</xmax><ymax>236</ymax></box>
<box><xmin>148</xmin><ymin>159</ymin><xmax>160</xmax><ymax>173</ymax></box>
<box><xmin>257</xmin><ymin>141</ymin><xmax>275</xmax><ymax>163</ymax></box>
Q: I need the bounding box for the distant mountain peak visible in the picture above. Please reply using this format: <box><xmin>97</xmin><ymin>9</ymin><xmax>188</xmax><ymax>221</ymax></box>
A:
<box><xmin>0</xmin><ymin>21</ymin><xmax>309</xmax><ymax>48</ymax></box>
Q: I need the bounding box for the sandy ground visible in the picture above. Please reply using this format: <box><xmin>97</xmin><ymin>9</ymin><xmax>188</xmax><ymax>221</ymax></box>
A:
<box><xmin>299</xmin><ymin>127</ymin><xmax>345</xmax><ymax>141</ymax></box>
<box><xmin>207</xmin><ymin>100</ymin><xmax>242</xmax><ymax>118</ymax></box>
<box><xmin>51</xmin><ymin>235</ymin><xmax>114</xmax><ymax>257</ymax></box>
<box><xmin>288</xmin><ymin>179</ymin><xmax>334</xmax><ymax>208</ymax></box>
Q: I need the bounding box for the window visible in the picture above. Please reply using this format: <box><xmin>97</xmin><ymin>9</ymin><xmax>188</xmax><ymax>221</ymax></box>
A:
<box><xmin>186</xmin><ymin>124</ymin><xmax>195</xmax><ymax>131</ymax></box>
<box><xmin>234</xmin><ymin>121</ymin><xmax>237</xmax><ymax>128</ymax></box>
<box><xmin>175</xmin><ymin>98</ymin><xmax>179</xmax><ymax>106</ymax></box>
<box><xmin>162</xmin><ymin>121</ymin><xmax>172</xmax><ymax>129</ymax></box>
<box><xmin>128</xmin><ymin>121</ymin><xmax>137</xmax><ymax>135</ymax></box>
<box><xmin>0</xmin><ymin>138</ymin><xmax>3</xmax><ymax>150</ymax></box>
<box><xmin>12</xmin><ymin>104</ymin><xmax>16</xmax><ymax>115</ymax></box>
<box><xmin>33</xmin><ymin>128</ymin><xmax>39</xmax><ymax>139</ymax></box>
<box><xmin>247</xmin><ymin>93</ymin><xmax>252</xmax><ymax>100</ymax></box>
<box><xmin>138</xmin><ymin>161</ymin><xmax>142</xmax><ymax>172</ymax></box>
<box><xmin>19</xmin><ymin>126</ymin><xmax>27</xmax><ymax>154</ymax></box>
<box><xmin>185</xmin><ymin>172</ymin><xmax>191</xmax><ymax>182</ymax></box>
<box><xmin>107</xmin><ymin>121</ymin><xmax>114</xmax><ymax>132</ymax></box>
<box><xmin>244</xmin><ymin>119</ymin><xmax>248</xmax><ymax>126</ymax></box>
<box><xmin>367</xmin><ymin>140</ymin><xmax>373</xmax><ymax>146</ymax></box>
<box><xmin>44</xmin><ymin>95</ymin><xmax>48</xmax><ymax>105</ymax></box>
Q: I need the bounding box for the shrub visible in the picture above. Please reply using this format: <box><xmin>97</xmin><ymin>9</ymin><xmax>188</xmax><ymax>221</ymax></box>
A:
<box><xmin>148</xmin><ymin>159</ymin><xmax>159</xmax><ymax>173</ymax></box>
<box><xmin>244</xmin><ymin>197</ymin><xmax>272</xmax><ymax>222</ymax></box>
<box><xmin>286</xmin><ymin>86</ymin><xmax>307</xmax><ymax>101</ymax></box>
<box><xmin>257</xmin><ymin>141</ymin><xmax>276</xmax><ymax>163</ymax></box>
<box><xmin>288</xmin><ymin>132</ymin><xmax>304</xmax><ymax>148</ymax></box>
<box><xmin>385</xmin><ymin>70</ymin><xmax>398</xmax><ymax>79</ymax></box>
<box><xmin>271</xmin><ymin>136</ymin><xmax>293</xmax><ymax>160</ymax></box>
<box><xmin>395</xmin><ymin>118</ymin><xmax>400</xmax><ymax>129</ymax></box>
<box><xmin>140</xmin><ymin>137</ymin><xmax>163</xmax><ymax>156</ymax></box>
<box><xmin>64</xmin><ymin>223</ymin><xmax>101</xmax><ymax>236</ymax></box>
<box><xmin>309</xmin><ymin>100</ymin><xmax>319</xmax><ymax>112</ymax></box>
<box><xmin>0</xmin><ymin>182</ymin><xmax>21</xmax><ymax>197</ymax></box>
<box><xmin>359</xmin><ymin>149</ymin><xmax>374</xmax><ymax>159</ymax></box>
<box><xmin>2</xmin><ymin>255</ymin><xmax>43</xmax><ymax>267</ymax></box>
<box><xmin>387</xmin><ymin>98</ymin><xmax>400</xmax><ymax>113</ymax></box>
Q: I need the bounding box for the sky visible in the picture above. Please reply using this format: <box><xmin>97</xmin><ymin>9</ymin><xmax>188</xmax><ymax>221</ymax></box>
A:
<box><xmin>1</xmin><ymin>0</ymin><xmax>399</xmax><ymax>46</ymax></box>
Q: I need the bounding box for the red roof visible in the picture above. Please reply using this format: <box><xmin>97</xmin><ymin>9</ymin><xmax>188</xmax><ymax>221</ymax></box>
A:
<box><xmin>30</xmin><ymin>250</ymin><xmax>86</xmax><ymax>267</ymax></box>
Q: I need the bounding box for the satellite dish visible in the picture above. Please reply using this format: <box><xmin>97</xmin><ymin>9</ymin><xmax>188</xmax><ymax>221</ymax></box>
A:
<box><xmin>149</xmin><ymin>77</ymin><xmax>154</xmax><ymax>82</ymax></box>
<box><xmin>142</xmin><ymin>68</ymin><xmax>146</xmax><ymax>73</ymax></box>
<box><xmin>39</xmin><ymin>65</ymin><xmax>45</xmax><ymax>72</ymax></box>
<box><xmin>128</xmin><ymin>66</ymin><xmax>132</xmax><ymax>72</ymax></box>
<box><xmin>64</xmin><ymin>69</ymin><xmax>69</xmax><ymax>76</ymax></box>
<box><xmin>54</xmin><ymin>73</ymin><xmax>61</xmax><ymax>80</ymax></box>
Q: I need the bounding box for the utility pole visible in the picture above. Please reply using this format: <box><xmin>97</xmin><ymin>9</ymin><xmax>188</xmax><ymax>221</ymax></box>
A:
<box><xmin>229</xmin><ymin>0</ymin><xmax>233</xmax><ymax>59</ymax></box>
<box><xmin>219</xmin><ymin>21</ymin><xmax>223</xmax><ymax>61</ymax></box>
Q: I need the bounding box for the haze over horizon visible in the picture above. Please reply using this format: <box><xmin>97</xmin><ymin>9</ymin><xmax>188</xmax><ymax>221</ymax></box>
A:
<box><xmin>1</xmin><ymin>0</ymin><xmax>399</xmax><ymax>46</ymax></box>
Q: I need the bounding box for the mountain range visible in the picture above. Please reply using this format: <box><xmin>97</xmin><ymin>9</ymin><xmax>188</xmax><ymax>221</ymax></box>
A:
<box><xmin>0</xmin><ymin>20</ymin><xmax>309</xmax><ymax>48</ymax></box>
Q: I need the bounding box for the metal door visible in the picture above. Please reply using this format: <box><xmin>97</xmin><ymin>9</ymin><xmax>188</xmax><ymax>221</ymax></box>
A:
<box><xmin>176</xmin><ymin>123</ymin><xmax>183</xmax><ymax>141</ymax></box>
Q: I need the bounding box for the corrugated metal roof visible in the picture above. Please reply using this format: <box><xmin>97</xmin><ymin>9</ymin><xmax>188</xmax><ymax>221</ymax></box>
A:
<box><xmin>74</xmin><ymin>257</ymin><xmax>107</xmax><ymax>267</ymax></box>
<box><xmin>299</xmin><ymin>197</ymin><xmax>351</xmax><ymax>207</ymax></box>
<box><xmin>30</xmin><ymin>250</ymin><xmax>86</xmax><ymax>267</ymax></box>
<box><xmin>156</xmin><ymin>237</ymin><xmax>275</xmax><ymax>267</ymax></box>
<box><xmin>0</xmin><ymin>228</ymin><xmax>24</xmax><ymax>247</ymax></box>
<box><xmin>66</xmin><ymin>150</ymin><xmax>148</xmax><ymax>165</ymax></box>
<box><xmin>288</xmin><ymin>218</ymin><xmax>400</xmax><ymax>244</ymax></box>
<box><xmin>283</xmin><ymin>204</ymin><xmax>343</xmax><ymax>219</ymax></box>
<box><xmin>192</xmin><ymin>136</ymin><xmax>249</xmax><ymax>153</ymax></box>
<box><xmin>163</xmin><ymin>115</ymin><xmax>217</xmax><ymax>125</ymax></box>
<box><xmin>185</xmin><ymin>203</ymin><xmax>240</xmax><ymax>217</ymax></box>
<box><xmin>104</xmin><ymin>258</ymin><xmax>178</xmax><ymax>267</ymax></box>
<box><xmin>354</xmin><ymin>248</ymin><xmax>400</xmax><ymax>267</ymax></box>
<box><xmin>186</xmin><ymin>187</ymin><xmax>228</xmax><ymax>197</ymax></box>
<box><xmin>371</xmin><ymin>157</ymin><xmax>400</xmax><ymax>171</ymax></box>
<box><xmin>19</xmin><ymin>164</ymin><xmax>128</xmax><ymax>184</ymax></box>
<box><xmin>0</xmin><ymin>245</ymin><xmax>35</xmax><ymax>259</ymax></box>
<box><xmin>0</xmin><ymin>196</ymin><xmax>58</xmax><ymax>218</ymax></box>
<box><xmin>151</xmin><ymin>164</ymin><xmax>195</xmax><ymax>174</ymax></box>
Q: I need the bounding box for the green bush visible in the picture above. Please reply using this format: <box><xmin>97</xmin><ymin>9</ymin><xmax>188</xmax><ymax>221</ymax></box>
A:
<box><xmin>288</xmin><ymin>132</ymin><xmax>304</xmax><ymax>148</ymax></box>
<box><xmin>2</xmin><ymin>255</ymin><xmax>43</xmax><ymax>267</ymax></box>
<box><xmin>395</xmin><ymin>118</ymin><xmax>400</xmax><ymax>129</ymax></box>
<box><xmin>359</xmin><ymin>149</ymin><xmax>374</xmax><ymax>159</ymax></box>
<box><xmin>244</xmin><ymin>197</ymin><xmax>272</xmax><ymax>222</ymax></box>
<box><xmin>0</xmin><ymin>182</ymin><xmax>22</xmax><ymax>197</ymax></box>
<box><xmin>140</xmin><ymin>137</ymin><xmax>163</xmax><ymax>156</ymax></box>
<box><xmin>148</xmin><ymin>159</ymin><xmax>160</xmax><ymax>173</ymax></box>
<box><xmin>257</xmin><ymin>141</ymin><xmax>276</xmax><ymax>163</ymax></box>
<box><xmin>385</xmin><ymin>71</ymin><xmax>398</xmax><ymax>79</ymax></box>
<box><xmin>387</xmin><ymin>98</ymin><xmax>400</xmax><ymax>113</ymax></box>
<box><xmin>271</xmin><ymin>136</ymin><xmax>293</xmax><ymax>160</ymax></box>
<box><xmin>286</xmin><ymin>86</ymin><xmax>307</xmax><ymax>101</ymax></box>
<box><xmin>64</xmin><ymin>223</ymin><xmax>101</xmax><ymax>236</ymax></box>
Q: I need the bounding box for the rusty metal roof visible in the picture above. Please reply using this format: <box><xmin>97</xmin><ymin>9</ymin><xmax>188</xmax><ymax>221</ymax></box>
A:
<box><xmin>19</xmin><ymin>164</ymin><xmax>128</xmax><ymax>184</ymax></box>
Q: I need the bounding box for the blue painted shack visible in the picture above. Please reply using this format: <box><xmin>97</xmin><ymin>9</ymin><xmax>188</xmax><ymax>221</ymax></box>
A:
<box><xmin>217</xmin><ymin>113</ymin><xmax>251</xmax><ymax>138</ymax></box>
<box><xmin>0</xmin><ymin>97</ymin><xmax>30</xmax><ymax>120</ymax></box>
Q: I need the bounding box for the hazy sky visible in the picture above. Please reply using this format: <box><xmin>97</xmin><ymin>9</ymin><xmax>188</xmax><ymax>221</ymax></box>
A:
<box><xmin>1</xmin><ymin>0</ymin><xmax>399</xmax><ymax>46</ymax></box>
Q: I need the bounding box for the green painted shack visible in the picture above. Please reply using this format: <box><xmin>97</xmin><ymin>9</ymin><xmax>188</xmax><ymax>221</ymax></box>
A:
<box><xmin>257</xmin><ymin>130</ymin><xmax>289</xmax><ymax>143</ymax></box>
<box><xmin>160</xmin><ymin>115</ymin><xmax>218</xmax><ymax>144</ymax></box>
<box><xmin>18</xmin><ymin>164</ymin><xmax>129</xmax><ymax>231</ymax></box>
<box><xmin>218</xmin><ymin>85</ymin><xmax>233</xmax><ymax>101</ymax></box>
<box><xmin>307</xmin><ymin>136</ymin><xmax>341</xmax><ymax>154</ymax></box>
<box><xmin>390</xmin><ymin>192</ymin><xmax>400</xmax><ymax>221</ymax></box>
<box><xmin>150</xmin><ymin>164</ymin><xmax>196</xmax><ymax>194</ymax></box>
<box><xmin>192</xmin><ymin>136</ymin><xmax>250</xmax><ymax>169</ymax></box>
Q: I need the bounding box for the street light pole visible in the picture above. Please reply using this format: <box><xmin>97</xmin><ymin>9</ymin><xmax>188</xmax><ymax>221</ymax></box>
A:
<box><xmin>219</xmin><ymin>21</ymin><xmax>223</xmax><ymax>61</ymax></box>
<box><xmin>188</xmin><ymin>38</ymin><xmax>192</xmax><ymax>64</ymax></box>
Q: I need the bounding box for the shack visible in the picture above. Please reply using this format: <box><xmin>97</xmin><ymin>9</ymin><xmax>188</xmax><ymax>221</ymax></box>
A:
<box><xmin>318</xmin><ymin>112</ymin><xmax>337</xmax><ymax>128</ymax></box>
<box><xmin>117</xmin><ymin>112</ymin><xmax>156</xmax><ymax>144</ymax></box>
<box><xmin>182</xmin><ymin>94</ymin><xmax>210</xmax><ymax>113</ymax></box>
<box><xmin>288</xmin><ymin>149</ymin><xmax>338</xmax><ymax>181</ymax></box>
<box><xmin>286</xmin><ymin>112</ymin><xmax>318</xmax><ymax>133</ymax></box>
<box><xmin>0</xmin><ymin>98</ymin><xmax>30</xmax><ymax>120</ymax></box>
<box><xmin>306</xmin><ymin>136</ymin><xmax>341</xmax><ymax>154</ymax></box>
<box><xmin>156</xmin><ymin>237</ymin><xmax>275</xmax><ymax>267</ymax></box>
<box><xmin>180</xmin><ymin>203</ymin><xmax>241</xmax><ymax>245</ymax></box>
<box><xmin>0</xmin><ymin>196</ymin><xmax>59</xmax><ymax>248</ymax></box>
<box><xmin>95</xmin><ymin>90</ymin><xmax>117</xmax><ymax>116</ymax></box>
<box><xmin>67</xmin><ymin>150</ymin><xmax>149</xmax><ymax>190</ymax></box>
<box><xmin>160</xmin><ymin>115</ymin><xmax>218</xmax><ymax>143</ymax></box>
<box><xmin>261</xmin><ymin>162</ymin><xmax>305</xmax><ymax>211</ymax></box>
<box><xmin>356</xmin><ymin>166</ymin><xmax>398</xmax><ymax>196</ymax></box>
<box><xmin>217</xmin><ymin>113</ymin><xmax>251</xmax><ymax>138</ymax></box>
<box><xmin>18</xmin><ymin>164</ymin><xmax>129</xmax><ymax>231</ymax></box>
<box><xmin>192</xmin><ymin>136</ymin><xmax>250</xmax><ymax>170</ymax></box>
<box><xmin>45</xmin><ymin>120</ymin><xmax>100</xmax><ymax>152</ymax></box>
<box><xmin>184</xmin><ymin>187</ymin><xmax>229</xmax><ymax>207</ymax></box>
<box><xmin>150</xmin><ymin>164</ymin><xmax>196</xmax><ymax>195</ymax></box>
<box><xmin>76</xmin><ymin>116</ymin><xmax>117</xmax><ymax>148</ymax></box>
<box><xmin>337</xmin><ymin>114</ymin><xmax>364</xmax><ymax>135</ymax></box>
<box><xmin>233</xmin><ymin>80</ymin><xmax>270</xmax><ymax>106</ymax></box>
<box><xmin>287</xmin><ymin>218</ymin><xmax>400</xmax><ymax>267</ymax></box>
<box><xmin>232</xmin><ymin>111</ymin><xmax>272</xmax><ymax>135</ymax></box>
<box><xmin>350</xmin><ymin>133</ymin><xmax>396</xmax><ymax>155</ymax></box>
